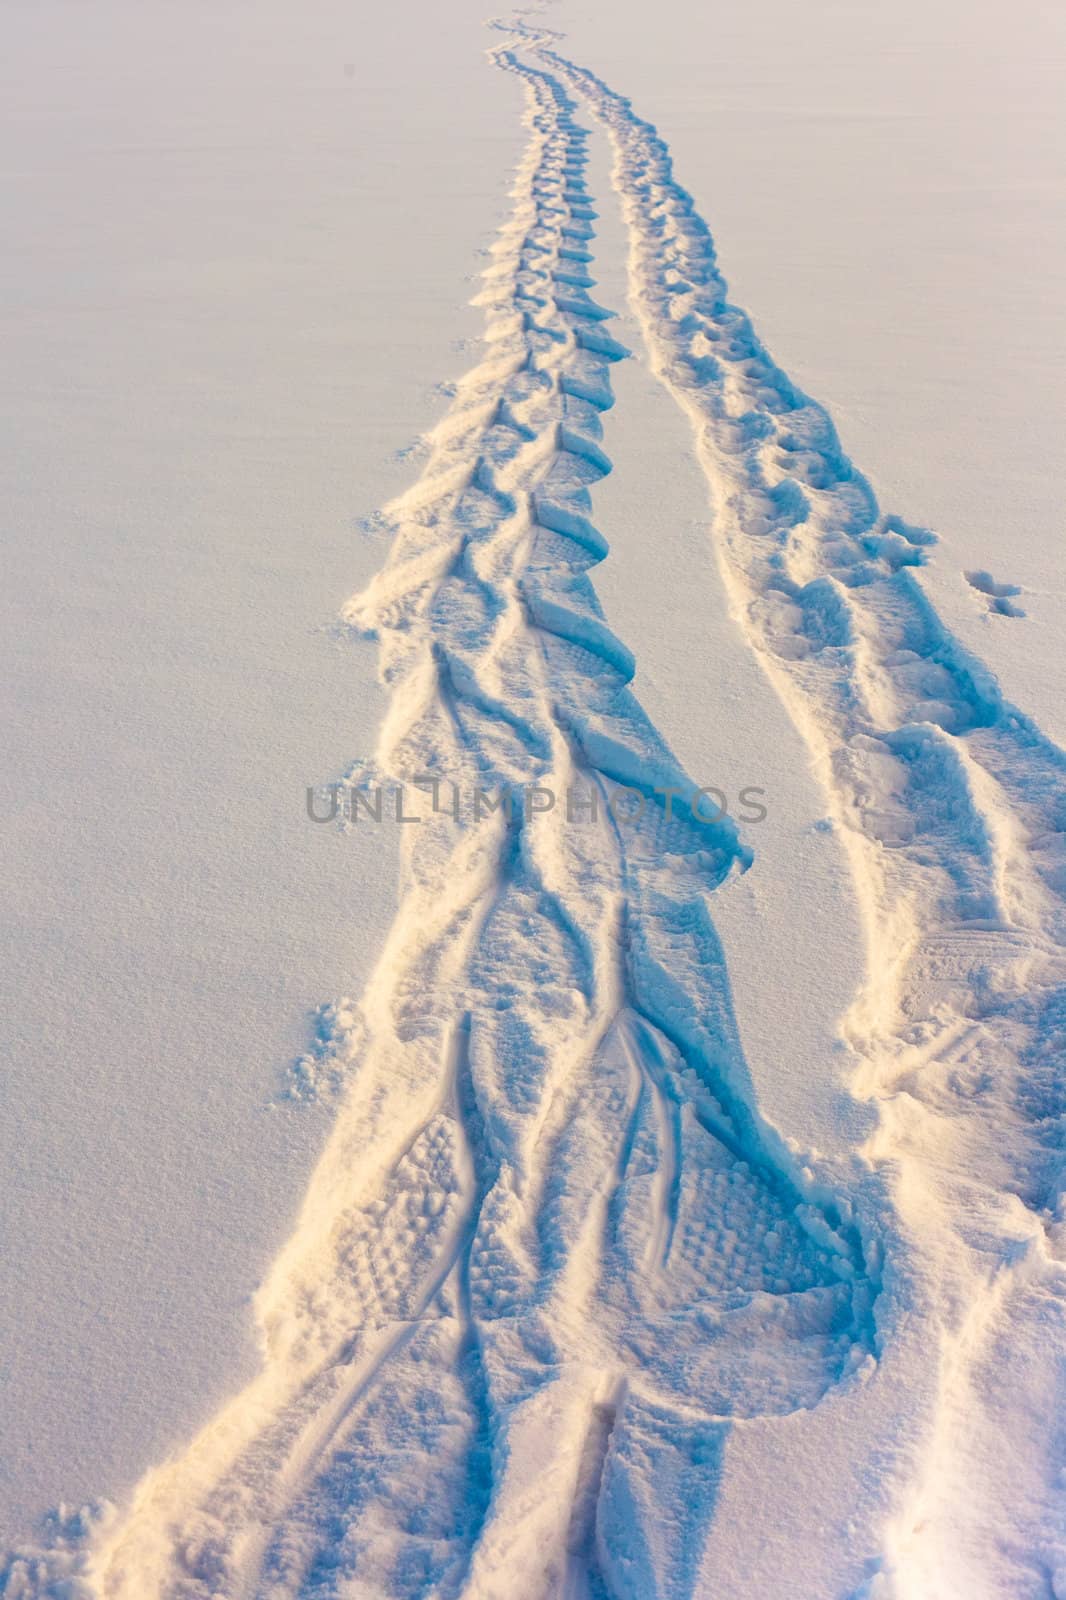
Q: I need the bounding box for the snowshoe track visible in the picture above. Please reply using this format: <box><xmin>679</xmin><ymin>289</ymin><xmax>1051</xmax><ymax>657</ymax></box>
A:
<box><xmin>6</xmin><ymin>20</ymin><xmax>1066</xmax><ymax>1600</ymax></box>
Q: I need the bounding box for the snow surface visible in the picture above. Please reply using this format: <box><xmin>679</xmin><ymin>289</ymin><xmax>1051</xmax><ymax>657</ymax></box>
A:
<box><xmin>0</xmin><ymin>0</ymin><xmax>517</xmax><ymax>1544</ymax></box>
<box><xmin>2</xmin><ymin>0</ymin><xmax>1065</xmax><ymax>1596</ymax></box>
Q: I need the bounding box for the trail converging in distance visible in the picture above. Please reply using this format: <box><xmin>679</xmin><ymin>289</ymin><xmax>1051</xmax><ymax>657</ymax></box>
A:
<box><xmin>3</xmin><ymin>14</ymin><xmax>1064</xmax><ymax>1600</ymax></box>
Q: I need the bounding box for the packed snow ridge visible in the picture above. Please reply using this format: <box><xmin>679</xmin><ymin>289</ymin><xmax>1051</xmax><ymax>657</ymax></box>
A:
<box><xmin>4</xmin><ymin>15</ymin><xmax>1065</xmax><ymax>1600</ymax></box>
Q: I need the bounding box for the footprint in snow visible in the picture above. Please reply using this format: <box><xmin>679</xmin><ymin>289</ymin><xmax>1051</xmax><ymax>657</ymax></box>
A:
<box><xmin>965</xmin><ymin>568</ymin><xmax>1025</xmax><ymax>617</ymax></box>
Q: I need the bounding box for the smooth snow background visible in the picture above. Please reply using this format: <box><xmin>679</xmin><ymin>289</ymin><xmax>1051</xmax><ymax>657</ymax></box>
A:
<box><xmin>1</xmin><ymin>0</ymin><xmax>1063</xmax><ymax>1548</ymax></box>
<box><xmin>0</xmin><ymin>0</ymin><xmax>520</xmax><ymax>1539</ymax></box>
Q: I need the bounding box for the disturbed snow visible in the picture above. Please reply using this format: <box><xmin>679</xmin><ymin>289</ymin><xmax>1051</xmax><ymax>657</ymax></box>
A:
<box><xmin>3</xmin><ymin>12</ymin><xmax>1066</xmax><ymax>1600</ymax></box>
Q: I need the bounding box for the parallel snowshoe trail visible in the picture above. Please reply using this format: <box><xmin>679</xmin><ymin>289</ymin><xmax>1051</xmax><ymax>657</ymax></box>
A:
<box><xmin>11</xmin><ymin>45</ymin><xmax>873</xmax><ymax>1600</ymax></box>
<box><xmin>5</xmin><ymin>20</ymin><xmax>1065</xmax><ymax>1600</ymax></box>
<box><xmin>539</xmin><ymin>41</ymin><xmax>1066</xmax><ymax>1594</ymax></box>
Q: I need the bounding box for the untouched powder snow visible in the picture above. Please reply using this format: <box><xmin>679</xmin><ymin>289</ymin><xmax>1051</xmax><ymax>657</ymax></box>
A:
<box><xmin>2</xmin><ymin>2</ymin><xmax>1065</xmax><ymax>1598</ymax></box>
<box><xmin>0</xmin><ymin>0</ymin><xmax>518</xmax><ymax>1554</ymax></box>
